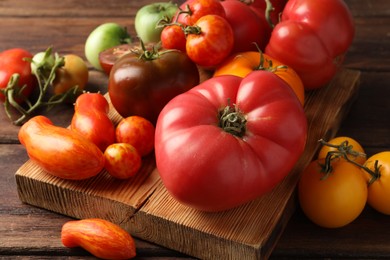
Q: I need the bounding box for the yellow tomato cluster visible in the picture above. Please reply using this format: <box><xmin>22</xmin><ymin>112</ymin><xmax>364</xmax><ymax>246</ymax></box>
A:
<box><xmin>298</xmin><ymin>136</ymin><xmax>390</xmax><ymax>228</ymax></box>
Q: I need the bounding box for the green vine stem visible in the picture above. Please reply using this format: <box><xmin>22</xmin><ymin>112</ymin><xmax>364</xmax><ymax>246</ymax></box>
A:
<box><xmin>318</xmin><ymin>139</ymin><xmax>382</xmax><ymax>184</ymax></box>
<box><xmin>1</xmin><ymin>47</ymin><xmax>80</xmax><ymax>126</ymax></box>
<box><xmin>218</xmin><ymin>99</ymin><xmax>247</xmax><ymax>137</ymax></box>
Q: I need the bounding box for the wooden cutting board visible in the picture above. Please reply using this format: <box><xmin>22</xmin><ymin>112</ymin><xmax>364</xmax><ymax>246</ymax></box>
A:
<box><xmin>15</xmin><ymin>68</ymin><xmax>360</xmax><ymax>260</ymax></box>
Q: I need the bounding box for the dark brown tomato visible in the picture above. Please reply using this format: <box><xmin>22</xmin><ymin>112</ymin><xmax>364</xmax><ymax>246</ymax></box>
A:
<box><xmin>108</xmin><ymin>48</ymin><xmax>200</xmax><ymax>124</ymax></box>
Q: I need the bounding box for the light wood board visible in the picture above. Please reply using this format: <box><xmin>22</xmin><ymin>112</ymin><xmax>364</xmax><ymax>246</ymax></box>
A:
<box><xmin>15</xmin><ymin>68</ymin><xmax>361</xmax><ymax>259</ymax></box>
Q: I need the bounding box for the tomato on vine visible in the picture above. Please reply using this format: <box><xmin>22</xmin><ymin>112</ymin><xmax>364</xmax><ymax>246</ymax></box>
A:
<box><xmin>298</xmin><ymin>159</ymin><xmax>367</xmax><ymax>228</ymax></box>
<box><xmin>361</xmin><ymin>151</ymin><xmax>390</xmax><ymax>215</ymax></box>
<box><xmin>185</xmin><ymin>14</ymin><xmax>234</xmax><ymax>68</ymax></box>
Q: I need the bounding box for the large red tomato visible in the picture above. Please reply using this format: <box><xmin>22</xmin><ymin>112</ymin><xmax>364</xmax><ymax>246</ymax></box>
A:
<box><xmin>265</xmin><ymin>0</ymin><xmax>355</xmax><ymax>89</ymax></box>
<box><xmin>220</xmin><ymin>0</ymin><xmax>269</xmax><ymax>52</ymax></box>
<box><xmin>155</xmin><ymin>71</ymin><xmax>307</xmax><ymax>212</ymax></box>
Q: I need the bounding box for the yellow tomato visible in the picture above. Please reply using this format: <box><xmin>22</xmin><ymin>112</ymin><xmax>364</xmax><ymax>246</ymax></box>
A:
<box><xmin>53</xmin><ymin>54</ymin><xmax>89</xmax><ymax>95</ymax></box>
<box><xmin>318</xmin><ymin>136</ymin><xmax>367</xmax><ymax>165</ymax></box>
<box><xmin>213</xmin><ymin>51</ymin><xmax>305</xmax><ymax>105</ymax></box>
<box><xmin>362</xmin><ymin>151</ymin><xmax>390</xmax><ymax>215</ymax></box>
<box><xmin>298</xmin><ymin>159</ymin><xmax>368</xmax><ymax>228</ymax></box>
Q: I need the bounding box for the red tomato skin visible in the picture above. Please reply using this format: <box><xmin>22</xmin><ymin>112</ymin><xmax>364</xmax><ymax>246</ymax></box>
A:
<box><xmin>116</xmin><ymin>116</ymin><xmax>155</xmax><ymax>157</ymax></box>
<box><xmin>155</xmin><ymin>72</ymin><xmax>307</xmax><ymax>212</ymax></box>
<box><xmin>173</xmin><ymin>0</ymin><xmax>226</xmax><ymax>25</ymax></box>
<box><xmin>18</xmin><ymin>116</ymin><xmax>105</xmax><ymax>180</ymax></box>
<box><xmin>161</xmin><ymin>25</ymin><xmax>187</xmax><ymax>52</ymax></box>
<box><xmin>0</xmin><ymin>48</ymin><xmax>36</xmax><ymax>102</ymax></box>
<box><xmin>221</xmin><ymin>0</ymin><xmax>269</xmax><ymax>52</ymax></box>
<box><xmin>265</xmin><ymin>0</ymin><xmax>355</xmax><ymax>89</ymax></box>
<box><xmin>71</xmin><ymin>93</ymin><xmax>116</xmax><ymax>151</ymax></box>
<box><xmin>186</xmin><ymin>14</ymin><xmax>234</xmax><ymax>68</ymax></box>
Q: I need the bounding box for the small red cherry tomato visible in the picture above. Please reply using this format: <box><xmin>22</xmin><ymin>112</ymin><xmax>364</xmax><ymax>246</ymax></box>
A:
<box><xmin>116</xmin><ymin>116</ymin><xmax>155</xmax><ymax>157</ymax></box>
<box><xmin>185</xmin><ymin>14</ymin><xmax>234</xmax><ymax>68</ymax></box>
<box><xmin>161</xmin><ymin>24</ymin><xmax>187</xmax><ymax>52</ymax></box>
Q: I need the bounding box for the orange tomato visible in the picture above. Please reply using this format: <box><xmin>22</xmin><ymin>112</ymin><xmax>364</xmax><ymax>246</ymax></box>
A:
<box><xmin>213</xmin><ymin>51</ymin><xmax>305</xmax><ymax>105</ymax></box>
<box><xmin>18</xmin><ymin>115</ymin><xmax>105</xmax><ymax>180</ymax></box>
<box><xmin>362</xmin><ymin>151</ymin><xmax>390</xmax><ymax>215</ymax></box>
<box><xmin>298</xmin><ymin>159</ymin><xmax>367</xmax><ymax>228</ymax></box>
<box><xmin>104</xmin><ymin>143</ymin><xmax>142</xmax><ymax>179</ymax></box>
<box><xmin>61</xmin><ymin>218</ymin><xmax>136</xmax><ymax>259</ymax></box>
<box><xmin>318</xmin><ymin>136</ymin><xmax>367</xmax><ymax>166</ymax></box>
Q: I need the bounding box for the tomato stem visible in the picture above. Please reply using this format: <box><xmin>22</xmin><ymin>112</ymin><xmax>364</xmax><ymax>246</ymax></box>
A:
<box><xmin>218</xmin><ymin>99</ymin><xmax>247</xmax><ymax>137</ymax></box>
<box><xmin>2</xmin><ymin>47</ymin><xmax>81</xmax><ymax>125</ymax></box>
<box><xmin>253</xmin><ymin>44</ymin><xmax>288</xmax><ymax>73</ymax></box>
<box><xmin>264</xmin><ymin>0</ymin><xmax>276</xmax><ymax>29</ymax></box>
<box><xmin>318</xmin><ymin>139</ymin><xmax>381</xmax><ymax>184</ymax></box>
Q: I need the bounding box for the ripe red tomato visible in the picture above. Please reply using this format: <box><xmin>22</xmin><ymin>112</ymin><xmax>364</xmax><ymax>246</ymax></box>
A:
<box><xmin>220</xmin><ymin>0</ymin><xmax>269</xmax><ymax>52</ymax></box>
<box><xmin>104</xmin><ymin>143</ymin><xmax>142</xmax><ymax>179</ymax></box>
<box><xmin>185</xmin><ymin>14</ymin><xmax>234</xmax><ymax>68</ymax></box>
<box><xmin>0</xmin><ymin>48</ymin><xmax>36</xmax><ymax>103</ymax></box>
<box><xmin>108</xmin><ymin>46</ymin><xmax>200</xmax><ymax>124</ymax></box>
<box><xmin>155</xmin><ymin>71</ymin><xmax>307</xmax><ymax>212</ymax></box>
<box><xmin>298</xmin><ymin>159</ymin><xmax>367</xmax><ymax>228</ymax></box>
<box><xmin>173</xmin><ymin>0</ymin><xmax>226</xmax><ymax>25</ymax></box>
<box><xmin>265</xmin><ymin>0</ymin><xmax>355</xmax><ymax>89</ymax></box>
<box><xmin>61</xmin><ymin>218</ymin><xmax>136</xmax><ymax>259</ymax></box>
<box><xmin>160</xmin><ymin>24</ymin><xmax>187</xmax><ymax>52</ymax></box>
<box><xmin>71</xmin><ymin>93</ymin><xmax>116</xmax><ymax>151</ymax></box>
<box><xmin>116</xmin><ymin>116</ymin><xmax>155</xmax><ymax>157</ymax></box>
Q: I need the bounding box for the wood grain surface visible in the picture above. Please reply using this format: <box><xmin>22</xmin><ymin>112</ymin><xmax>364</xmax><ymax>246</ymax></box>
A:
<box><xmin>1</xmin><ymin>0</ymin><xmax>390</xmax><ymax>259</ymax></box>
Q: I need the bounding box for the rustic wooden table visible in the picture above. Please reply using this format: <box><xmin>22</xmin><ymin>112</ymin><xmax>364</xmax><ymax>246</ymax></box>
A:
<box><xmin>1</xmin><ymin>0</ymin><xmax>389</xmax><ymax>259</ymax></box>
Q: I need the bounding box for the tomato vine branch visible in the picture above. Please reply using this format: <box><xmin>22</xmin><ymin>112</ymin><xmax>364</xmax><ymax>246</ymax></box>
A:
<box><xmin>318</xmin><ymin>139</ymin><xmax>382</xmax><ymax>184</ymax></box>
<box><xmin>1</xmin><ymin>47</ymin><xmax>80</xmax><ymax>126</ymax></box>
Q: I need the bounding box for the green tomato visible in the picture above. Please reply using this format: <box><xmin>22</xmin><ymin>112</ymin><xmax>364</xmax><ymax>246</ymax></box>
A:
<box><xmin>31</xmin><ymin>50</ymin><xmax>55</xmax><ymax>77</ymax></box>
<box><xmin>135</xmin><ymin>2</ymin><xmax>178</xmax><ymax>43</ymax></box>
<box><xmin>85</xmin><ymin>23</ymin><xmax>131</xmax><ymax>71</ymax></box>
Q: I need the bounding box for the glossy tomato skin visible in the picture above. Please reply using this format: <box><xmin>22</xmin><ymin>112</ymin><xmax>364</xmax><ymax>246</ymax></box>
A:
<box><xmin>0</xmin><ymin>48</ymin><xmax>36</xmax><ymax>103</ymax></box>
<box><xmin>220</xmin><ymin>0</ymin><xmax>268</xmax><ymax>52</ymax></box>
<box><xmin>104</xmin><ymin>143</ymin><xmax>142</xmax><ymax>179</ymax></box>
<box><xmin>155</xmin><ymin>72</ymin><xmax>307</xmax><ymax>212</ymax></box>
<box><xmin>298</xmin><ymin>159</ymin><xmax>367</xmax><ymax>228</ymax></box>
<box><xmin>161</xmin><ymin>25</ymin><xmax>187</xmax><ymax>52</ymax></box>
<box><xmin>108</xmin><ymin>49</ymin><xmax>200</xmax><ymax>124</ymax></box>
<box><xmin>173</xmin><ymin>0</ymin><xmax>226</xmax><ymax>25</ymax></box>
<box><xmin>19</xmin><ymin>116</ymin><xmax>105</xmax><ymax>180</ymax></box>
<box><xmin>186</xmin><ymin>15</ymin><xmax>234</xmax><ymax>68</ymax></box>
<box><xmin>214</xmin><ymin>51</ymin><xmax>305</xmax><ymax>105</ymax></box>
<box><xmin>61</xmin><ymin>218</ymin><xmax>136</xmax><ymax>259</ymax></box>
<box><xmin>362</xmin><ymin>151</ymin><xmax>390</xmax><ymax>215</ymax></box>
<box><xmin>71</xmin><ymin>93</ymin><xmax>116</xmax><ymax>151</ymax></box>
<box><xmin>116</xmin><ymin>116</ymin><xmax>155</xmax><ymax>157</ymax></box>
<box><xmin>265</xmin><ymin>0</ymin><xmax>355</xmax><ymax>89</ymax></box>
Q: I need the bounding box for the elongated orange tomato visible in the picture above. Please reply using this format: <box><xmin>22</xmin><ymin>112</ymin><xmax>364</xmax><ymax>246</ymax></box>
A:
<box><xmin>18</xmin><ymin>115</ymin><xmax>105</xmax><ymax>180</ymax></box>
<box><xmin>214</xmin><ymin>51</ymin><xmax>305</xmax><ymax>105</ymax></box>
<box><xmin>61</xmin><ymin>218</ymin><xmax>136</xmax><ymax>259</ymax></box>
